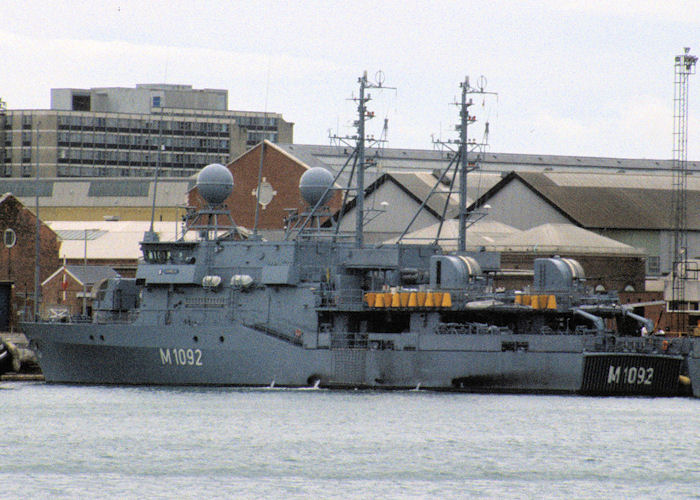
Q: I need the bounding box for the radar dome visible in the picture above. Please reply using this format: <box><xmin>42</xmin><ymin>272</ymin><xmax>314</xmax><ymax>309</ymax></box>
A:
<box><xmin>197</xmin><ymin>163</ymin><xmax>233</xmax><ymax>205</ymax></box>
<box><xmin>299</xmin><ymin>167</ymin><xmax>334</xmax><ymax>206</ymax></box>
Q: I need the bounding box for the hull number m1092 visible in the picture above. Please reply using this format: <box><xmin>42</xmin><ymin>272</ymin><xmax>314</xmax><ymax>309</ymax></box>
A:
<box><xmin>159</xmin><ymin>348</ymin><xmax>203</xmax><ymax>366</ymax></box>
<box><xmin>607</xmin><ymin>365</ymin><xmax>653</xmax><ymax>385</ymax></box>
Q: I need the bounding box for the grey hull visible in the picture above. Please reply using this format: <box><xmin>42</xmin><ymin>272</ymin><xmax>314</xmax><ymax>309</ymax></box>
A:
<box><xmin>689</xmin><ymin>338</ymin><xmax>700</xmax><ymax>398</ymax></box>
<box><xmin>23</xmin><ymin>322</ymin><xmax>684</xmax><ymax>395</ymax></box>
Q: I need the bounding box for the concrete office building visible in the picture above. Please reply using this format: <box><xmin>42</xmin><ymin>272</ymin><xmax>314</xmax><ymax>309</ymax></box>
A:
<box><xmin>0</xmin><ymin>84</ymin><xmax>293</xmax><ymax>178</ymax></box>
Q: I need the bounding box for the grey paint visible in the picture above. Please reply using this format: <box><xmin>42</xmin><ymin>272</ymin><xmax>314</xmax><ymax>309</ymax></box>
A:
<box><xmin>338</xmin><ymin>181</ymin><xmax>441</xmax><ymax>234</ymax></box>
<box><xmin>480</xmin><ymin>180</ymin><xmax>571</xmax><ymax>229</ymax></box>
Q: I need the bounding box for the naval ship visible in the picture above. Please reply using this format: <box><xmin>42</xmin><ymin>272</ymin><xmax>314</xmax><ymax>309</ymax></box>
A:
<box><xmin>22</xmin><ymin>74</ymin><xmax>699</xmax><ymax>396</ymax></box>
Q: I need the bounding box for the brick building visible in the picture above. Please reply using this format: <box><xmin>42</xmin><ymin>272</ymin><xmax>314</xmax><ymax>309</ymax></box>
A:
<box><xmin>41</xmin><ymin>265</ymin><xmax>119</xmax><ymax>318</ymax></box>
<box><xmin>0</xmin><ymin>194</ymin><xmax>61</xmax><ymax>328</ymax></box>
<box><xmin>188</xmin><ymin>141</ymin><xmax>343</xmax><ymax>232</ymax></box>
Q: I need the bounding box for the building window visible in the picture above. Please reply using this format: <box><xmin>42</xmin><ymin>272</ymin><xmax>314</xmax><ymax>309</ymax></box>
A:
<box><xmin>152</xmin><ymin>96</ymin><xmax>161</xmax><ymax>107</ymax></box>
<box><xmin>647</xmin><ymin>256</ymin><xmax>661</xmax><ymax>276</ymax></box>
<box><xmin>72</xmin><ymin>94</ymin><xmax>91</xmax><ymax>111</ymax></box>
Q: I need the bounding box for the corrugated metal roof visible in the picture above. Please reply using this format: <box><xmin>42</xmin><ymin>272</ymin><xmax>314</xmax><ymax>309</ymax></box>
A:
<box><xmin>386</xmin><ymin>172</ymin><xmax>460</xmax><ymax>218</ymax></box>
<box><xmin>1</xmin><ymin>180</ymin><xmax>54</xmax><ymax>197</ymax></box>
<box><xmin>48</xmin><ymin>220</ymin><xmax>187</xmax><ymax>260</ymax></box>
<box><xmin>10</xmin><ymin>178</ymin><xmax>193</xmax><ymax>207</ymax></box>
<box><xmin>339</xmin><ymin>171</ymin><xmax>504</xmax><ymax>222</ymax></box>
<box><xmin>540</xmin><ymin>171</ymin><xmax>700</xmax><ymax>190</ymax></box>
<box><xmin>55</xmin><ymin>229</ymin><xmax>107</xmax><ymax>241</ymax></box>
<box><xmin>276</xmin><ymin>144</ymin><xmax>700</xmax><ymax>174</ymax></box>
<box><xmin>511</xmin><ymin>172</ymin><xmax>700</xmax><ymax>230</ymax></box>
<box><xmin>388</xmin><ymin>219</ymin><xmax>518</xmax><ymax>250</ymax></box>
<box><xmin>493</xmin><ymin>223</ymin><xmax>642</xmax><ymax>255</ymax></box>
<box><xmin>386</xmin><ymin>171</ymin><xmax>503</xmax><ymax>217</ymax></box>
<box><xmin>65</xmin><ymin>265</ymin><xmax>119</xmax><ymax>285</ymax></box>
<box><xmin>88</xmin><ymin>180</ymin><xmax>151</xmax><ymax>197</ymax></box>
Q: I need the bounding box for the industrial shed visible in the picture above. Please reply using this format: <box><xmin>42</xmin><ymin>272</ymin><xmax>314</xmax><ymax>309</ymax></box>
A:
<box><xmin>392</xmin><ymin>221</ymin><xmax>645</xmax><ymax>293</ymax></box>
<box><xmin>489</xmin><ymin>223</ymin><xmax>647</xmax><ymax>292</ymax></box>
<box><xmin>335</xmin><ymin>171</ymin><xmax>502</xmax><ymax>243</ymax></box>
<box><xmin>47</xmin><ymin>220</ymin><xmax>188</xmax><ymax>276</ymax></box>
<box><xmin>5</xmin><ymin>177</ymin><xmax>193</xmax><ymax>222</ymax></box>
<box><xmin>470</xmin><ymin>171</ymin><xmax>700</xmax><ymax>276</ymax></box>
<box><xmin>388</xmin><ymin>218</ymin><xmax>518</xmax><ymax>249</ymax></box>
<box><xmin>275</xmin><ymin>144</ymin><xmax>698</xmax><ymax>176</ymax></box>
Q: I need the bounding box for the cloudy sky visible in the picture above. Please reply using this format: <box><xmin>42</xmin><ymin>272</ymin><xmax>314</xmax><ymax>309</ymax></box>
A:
<box><xmin>2</xmin><ymin>0</ymin><xmax>699</xmax><ymax>159</ymax></box>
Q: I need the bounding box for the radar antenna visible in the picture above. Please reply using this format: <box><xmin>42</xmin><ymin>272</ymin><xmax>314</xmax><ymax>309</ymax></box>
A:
<box><xmin>184</xmin><ymin>163</ymin><xmax>240</xmax><ymax>240</ymax></box>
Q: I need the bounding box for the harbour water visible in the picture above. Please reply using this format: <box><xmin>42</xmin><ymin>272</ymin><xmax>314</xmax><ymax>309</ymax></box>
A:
<box><xmin>2</xmin><ymin>382</ymin><xmax>699</xmax><ymax>499</ymax></box>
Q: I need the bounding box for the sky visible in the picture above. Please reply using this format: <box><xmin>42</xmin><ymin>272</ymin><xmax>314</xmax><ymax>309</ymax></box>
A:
<box><xmin>1</xmin><ymin>0</ymin><xmax>699</xmax><ymax>160</ymax></box>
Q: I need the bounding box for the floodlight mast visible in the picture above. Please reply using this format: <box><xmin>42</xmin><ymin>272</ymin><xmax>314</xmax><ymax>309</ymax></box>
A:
<box><xmin>671</xmin><ymin>47</ymin><xmax>698</xmax><ymax>333</ymax></box>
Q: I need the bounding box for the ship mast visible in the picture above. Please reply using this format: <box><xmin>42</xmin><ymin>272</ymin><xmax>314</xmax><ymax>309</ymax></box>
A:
<box><xmin>457</xmin><ymin>76</ymin><xmax>496</xmax><ymax>252</ymax></box>
<box><xmin>457</xmin><ymin>79</ymin><xmax>471</xmax><ymax>252</ymax></box>
<box><xmin>326</xmin><ymin>71</ymin><xmax>393</xmax><ymax>247</ymax></box>
<box><xmin>354</xmin><ymin>72</ymin><xmax>392</xmax><ymax>247</ymax></box>
<box><xmin>399</xmin><ymin>76</ymin><xmax>495</xmax><ymax>250</ymax></box>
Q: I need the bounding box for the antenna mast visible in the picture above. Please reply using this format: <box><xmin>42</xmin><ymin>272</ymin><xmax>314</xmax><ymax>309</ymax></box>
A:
<box><xmin>404</xmin><ymin>77</ymin><xmax>495</xmax><ymax>250</ymax></box>
<box><xmin>457</xmin><ymin>76</ymin><xmax>497</xmax><ymax>252</ymax></box>
<box><xmin>671</xmin><ymin>47</ymin><xmax>697</xmax><ymax>333</ymax></box>
<box><xmin>457</xmin><ymin>78</ymin><xmax>472</xmax><ymax>252</ymax></box>
<box><xmin>355</xmin><ymin>72</ymin><xmax>382</xmax><ymax>248</ymax></box>
<box><xmin>327</xmin><ymin>71</ymin><xmax>393</xmax><ymax>247</ymax></box>
<box><xmin>145</xmin><ymin>101</ymin><xmax>164</xmax><ymax>243</ymax></box>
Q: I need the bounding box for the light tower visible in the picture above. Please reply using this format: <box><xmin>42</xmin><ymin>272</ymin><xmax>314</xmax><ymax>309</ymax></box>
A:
<box><xmin>671</xmin><ymin>47</ymin><xmax>697</xmax><ymax>333</ymax></box>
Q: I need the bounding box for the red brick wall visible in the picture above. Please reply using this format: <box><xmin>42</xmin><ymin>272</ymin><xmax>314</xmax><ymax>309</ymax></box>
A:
<box><xmin>0</xmin><ymin>195</ymin><xmax>61</xmax><ymax>327</ymax></box>
<box><xmin>619</xmin><ymin>290</ymin><xmax>666</xmax><ymax>331</ymax></box>
<box><xmin>41</xmin><ymin>270</ymin><xmax>86</xmax><ymax>317</ymax></box>
<box><xmin>496</xmin><ymin>253</ymin><xmax>646</xmax><ymax>293</ymax></box>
